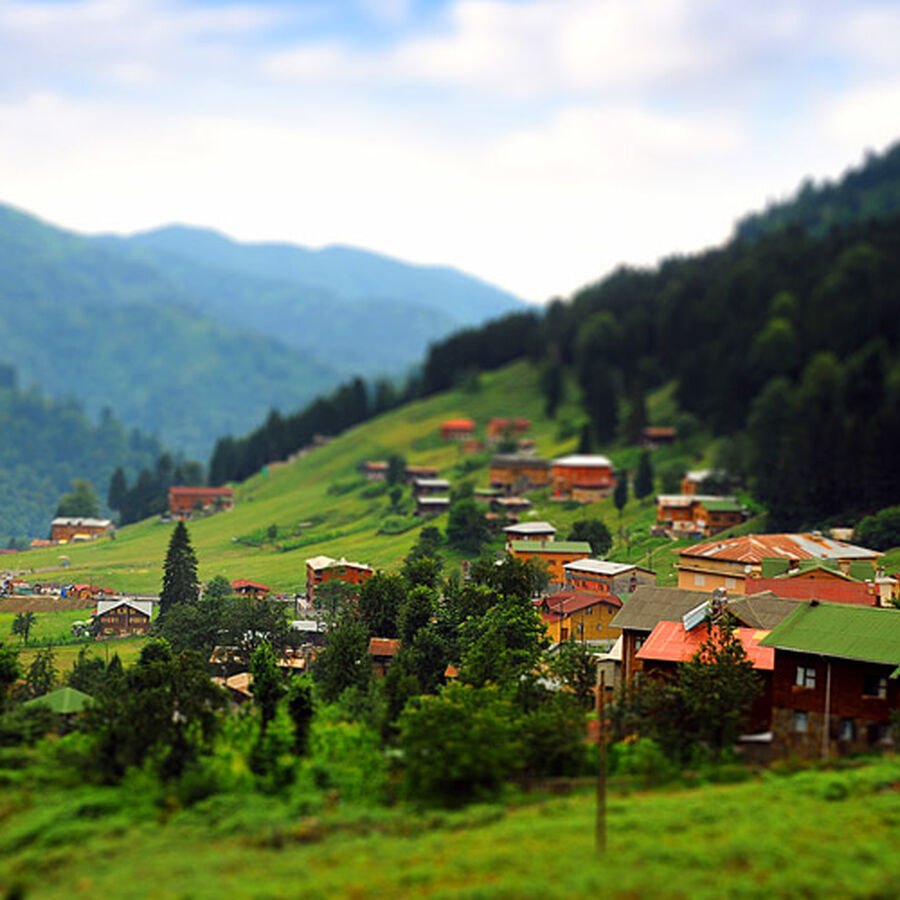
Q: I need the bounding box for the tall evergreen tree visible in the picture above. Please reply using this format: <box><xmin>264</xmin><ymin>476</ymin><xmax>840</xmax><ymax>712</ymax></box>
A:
<box><xmin>159</xmin><ymin>521</ymin><xmax>199</xmax><ymax>616</ymax></box>
<box><xmin>634</xmin><ymin>451</ymin><xmax>654</xmax><ymax>501</ymax></box>
<box><xmin>107</xmin><ymin>467</ymin><xmax>128</xmax><ymax>515</ymax></box>
<box><xmin>613</xmin><ymin>473</ymin><xmax>628</xmax><ymax>517</ymax></box>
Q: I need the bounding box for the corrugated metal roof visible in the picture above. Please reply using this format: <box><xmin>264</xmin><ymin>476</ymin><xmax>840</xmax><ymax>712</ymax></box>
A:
<box><xmin>698</xmin><ymin>498</ymin><xmax>744</xmax><ymax>513</ymax></box>
<box><xmin>96</xmin><ymin>599</ymin><xmax>152</xmax><ymax>617</ymax></box>
<box><xmin>610</xmin><ymin>586</ymin><xmax>712</xmax><ymax>632</ymax></box>
<box><xmin>680</xmin><ymin>533</ymin><xmax>880</xmax><ymax>564</ymax></box>
<box><xmin>306</xmin><ymin>555</ymin><xmax>336</xmax><ymax>569</ymax></box>
<box><xmin>510</xmin><ymin>540</ymin><xmax>591</xmax><ymax>554</ymax></box>
<box><xmin>503</xmin><ymin>521</ymin><xmax>557</xmax><ymax>535</ymax></box>
<box><xmin>759</xmin><ymin>602</ymin><xmax>900</xmax><ymax>666</ymax></box>
<box><xmin>52</xmin><ymin>517</ymin><xmax>113</xmax><ymax>528</ymax></box>
<box><xmin>552</xmin><ymin>454</ymin><xmax>613</xmax><ymax>468</ymax></box>
<box><xmin>369</xmin><ymin>638</ymin><xmax>400</xmax><ymax>656</ymax></box>
<box><xmin>563</xmin><ymin>558</ymin><xmax>653</xmax><ymax>576</ymax></box>
<box><xmin>543</xmin><ymin>591</ymin><xmax>622</xmax><ymax>616</ymax></box>
<box><xmin>726</xmin><ymin>592</ymin><xmax>803</xmax><ymax>629</ymax></box>
<box><xmin>490</xmin><ymin>455</ymin><xmax>550</xmax><ymax>467</ymax></box>
<box><xmin>637</xmin><ymin>622</ymin><xmax>773</xmax><ymax>670</ymax></box>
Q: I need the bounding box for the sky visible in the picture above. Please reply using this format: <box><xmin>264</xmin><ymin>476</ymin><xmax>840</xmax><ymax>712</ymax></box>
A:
<box><xmin>2</xmin><ymin>0</ymin><xmax>900</xmax><ymax>302</ymax></box>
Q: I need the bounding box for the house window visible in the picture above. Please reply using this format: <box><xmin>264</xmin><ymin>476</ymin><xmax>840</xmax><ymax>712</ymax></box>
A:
<box><xmin>839</xmin><ymin>718</ymin><xmax>855</xmax><ymax>741</ymax></box>
<box><xmin>634</xmin><ymin>635</ymin><xmax>646</xmax><ymax>651</ymax></box>
<box><xmin>862</xmin><ymin>671</ymin><xmax>887</xmax><ymax>699</ymax></box>
<box><xmin>795</xmin><ymin>665</ymin><xmax>816</xmax><ymax>689</ymax></box>
<box><xmin>793</xmin><ymin>710</ymin><xmax>809</xmax><ymax>733</ymax></box>
<box><xmin>694</xmin><ymin>574</ymin><xmax>706</xmax><ymax>587</ymax></box>
<box><xmin>725</xmin><ymin>577</ymin><xmax>737</xmax><ymax>590</ymax></box>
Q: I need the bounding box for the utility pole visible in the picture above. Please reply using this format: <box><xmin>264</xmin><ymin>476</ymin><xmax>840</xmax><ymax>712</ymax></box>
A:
<box><xmin>596</xmin><ymin>668</ymin><xmax>607</xmax><ymax>855</ymax></box>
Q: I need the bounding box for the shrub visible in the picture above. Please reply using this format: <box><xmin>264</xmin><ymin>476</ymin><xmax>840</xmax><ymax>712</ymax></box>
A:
<box><xmin>398</xmin><ymin>683</ymin><xmax>518</xmax><ymax>807</ymax></box>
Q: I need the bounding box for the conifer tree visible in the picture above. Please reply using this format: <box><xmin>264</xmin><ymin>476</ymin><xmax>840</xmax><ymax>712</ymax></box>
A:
<box><xmin>634</xmin><ymin>451</ymin><xmax>654</xmax><ymax>501</ymax></box>
<box><xmin>614</xmin><ymin>473</ymin><xmax>628</xmax><ymax>517</ymax></box>
<box><xmin>159</xmin><ymin>521</ymin><xmax>199</xmax><ymax>616</ymax></box>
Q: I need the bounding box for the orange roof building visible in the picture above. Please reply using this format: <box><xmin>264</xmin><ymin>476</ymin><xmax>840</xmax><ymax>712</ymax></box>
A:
<box><xmin>440</xmin><ymin>419</ymin><xmax>475</xmax><ymax>441</ymax></box>
<box><xmin>677</xmin><ymin>534</ymin><xmax>880</xmax><ymax>595</ymax></box>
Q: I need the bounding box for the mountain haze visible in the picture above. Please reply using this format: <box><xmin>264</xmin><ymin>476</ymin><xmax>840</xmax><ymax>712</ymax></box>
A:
<box><xmin>0</xmin><ymin>203</ymin><xmax>524</xmax><ymax>457</ymax></box>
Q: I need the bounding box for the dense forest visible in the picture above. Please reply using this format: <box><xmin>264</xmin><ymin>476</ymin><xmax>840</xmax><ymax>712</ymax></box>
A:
<box><xmin>208</xmin><ymin>142</ymin><xmax>900</xmax><ymax>531</ymax></box>
<box><xmin>0</xmin><ymin>367</ymin><xmax>167</xmax><ymax>541</ymax></box>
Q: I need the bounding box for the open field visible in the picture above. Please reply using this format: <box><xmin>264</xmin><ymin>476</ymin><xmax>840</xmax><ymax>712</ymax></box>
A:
<box><xmin>6</xmin><ymin>363</ymin><xmax>714</xmax><ymax>594</ymax></box>
<box><xmin>0</xmin><ymin>758</ymin><xmax>897</xmax><ymax>898</ymax></box>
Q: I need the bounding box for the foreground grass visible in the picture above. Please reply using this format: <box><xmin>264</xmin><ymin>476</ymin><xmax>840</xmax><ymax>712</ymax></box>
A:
<box><xmin>0</xmin><ymin>758</ymin><xmax>897</xmax><ymax>898</ymax></box>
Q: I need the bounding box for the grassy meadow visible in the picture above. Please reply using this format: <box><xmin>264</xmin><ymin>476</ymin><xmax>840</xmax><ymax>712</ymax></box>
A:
<box><xmin>7</xmin><ymin>363</ymin><xmax>717</xmax><ymax>595</ymax></box>
<box><xmin>0</xmin><ymin>757</ymin><xmax>897</xmax><ymax>898</ymax></box>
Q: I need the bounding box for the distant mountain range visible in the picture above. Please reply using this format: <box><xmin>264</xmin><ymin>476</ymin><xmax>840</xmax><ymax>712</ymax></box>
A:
<box><xmin>0</xmin><ymin>204</ymin><xmax>524</xmax><ymax>457</ymax></box>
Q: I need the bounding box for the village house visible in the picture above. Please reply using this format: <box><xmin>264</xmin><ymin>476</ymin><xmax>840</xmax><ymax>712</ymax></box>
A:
<box><xmin>305</xmin><ymin>555</ymin><xmax>373</xmax><ymax>605</ymax></box>
<box><xmin>508</xmin><ymin>539</ymin><xmax>592</xmax><ymax>587</ymax></box>
<box><xmin>50</xmin><ymin>517</ymin><xmax>114</xmax><ymax>543</ymax></box>
<box><xmin>440</xmin><ymin>418</ymin><xmax>475</xmax><ymax>441</ymax></box>
<box><xmin>491</xmin><ymin>496</ymin><xmax>533</xmax><ymax>515</ymax></box>
<box><xmin>503</xmin><ymin>521</ymin><xmax>557</xmax><ymax>549</ymax></box>
<box><xmin>680</xmin><ymin>469</ymin><xmax>728</xmax><ymax>495</ymax></box>
<box><xmin>676</xmin><ymin>533</ymin><xmax>880</xmax><ymax>595</ymax></box>
<box><xmin>486</xmin><ymin>417</ymin><xmax>531</xmax><ymax>443</ymax></box>
<box><xmin>412</xmin><ymin>478</ymin><xmax>451</xmax><ymax>498</ymax></box>
<box><xmin>550</xmin><ymin>455</ymin><xmax>616</xmax><ymax>502</ymax></box>
<box><xmin>369</xmin><ymin>637</ymin><xmax>401</xmax><ymax>678</ymax></box>
<box><xmin>404</xmin><ymin>464</ymin><xmax>439</xmax><ymax>485</ymax></box>
<box><xmin>416</xmin><ymin>496</ymin><xmax>450</xmax><ymax>517</ymax></box>
<box><xmin>635</xmin><ymin>619</ymin><xmax>775</xmax><ymax>733</ymax></box>
<box><xmin>640</xmin><ymin>426</ymin><xmax>677</xmax><ymax>448</ymax></box>
<box><xmin>760</xmin><ymin>602</ymin><xmax>900</xmax><ymax>759</ymax></box>
<box><xmin>231</xmin><ymin>579</ymin><xmax>270</xmax><ymax>599</ymax></box>
<box><xmin>655</xmin><ymin>494</ymin><xmax>747</xmax><ymax>538</ymax></box>
<box><xmin>535</xmin><ymin>590</ymin><xmax>622</xmax><ymax>646</ymax></box>
<box><xmin>94</xmin><ymin>598</ymin><xmax>152</xmax><ymax>637</ymax></box>
<box><xmin>751</xmin><ymin>559</ymin><xmax>879</xmax><ymax>606</ymax></box>
<box><xmin>360</xmin><ymin>461</ymin><xmax>388</xmax><ymax>481</ymax></box>
<box><xmin>610</xmin><ymin>586</ymin><xmax>716</xmax><ymax>682</ymax></box>
<box><xmin>168</xmin><ymin>486</ymin><xmax>234</xmax><ymax>516</ymax></box>
<box><xmin>489</xmin><ymin>455</ymin><xmax>551</xmax><ymax>495</ymax></box>
<box><xmin>563</xmin><ymin>558</ymin><xmax>656</xmax><ymax>596</ymax></box>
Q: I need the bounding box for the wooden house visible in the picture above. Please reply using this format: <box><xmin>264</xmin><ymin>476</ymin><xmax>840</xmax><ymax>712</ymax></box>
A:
<box><xmin>760</xmin><ymin>602</ymin><xmax>900</xmax><ymax>759</ymax></box>
<box><xmin>640</xmin><ymin>426</ymin><xmax>677</xmax><ymax>448</ymax></box>
<box><xmin>508</xmin><ymin>539</ymin><xmax>592</xmax><ymax>586</ymax></box>
<box><xmin>168</xmin><ymin>486</ymin><xmax>234</xmax><ymax>516</ymax></box>
<box><xmin>440</xmin><ymin>419</ymin><xmax>475</xmax><ymax>441</ymax></box>
<box><xmin>305</xmin><ymin>555</ymin><xmax>373</xmax><ymax>604</ymax></box>
<box><xmin>503</xmin><ymin>521</ymin><xmax>557</xmax><ymax>549</ymax></box>
<box><xmin>489</xmin><ymin>455</ymin><xmax>551</xmax><ymax>495</ymax></box>
<box><xmin>550</xmin><ymin>455</ymin><xmax>615</xmax><ymax>501</ymax></box>
<box><xmin>413</xmin><ymin>478</ymin><xmax>451</xmax><ymax>498</ymax></box>
<box><xmin>94</xmin><ymin>599</ymin><xmax>152</xmax><ymax>637</ymax></box>
<box><xmin>636</xmin><ymin>620</ymin><xmax>774</xmax><ymax>733</ymax></box>
<box><xmin>51</xmin><ymin>517</ymin><xmax>114</xmax><ymax>543</ymax></box>
<box><xmin>404</xmin><ymin>465</ymin><xmax>439</xmax><ymax>484</ymax></box>
<box><xmin>563</xmin><ymin>558</ymin><xmax>656</xmax><ymax>597</ymax></box>
<box><xmin>655</xmin><ymin>494</ymin><xmax>747</xmax><ymax>537</ymax></box>
<box><xmin>360</xmin><ymin>461</ymin><xmax>388</xmax><ymax>481</ymax></box>
<box><xmin>369</xmin><ymin>637</ymin><xmax>401</xmax><ymax>678</ymax></box>
<box><xmin>609</xmin><ymin>586</ymin><xmax>713</xmax><ymax>682</ymax></box>
<box><xmin>231</xmin><ymin>579</ymin><xmax>270</xmax><ymax>599</ymax></box>
<box><xmin>751</xmin><ymin>561</ymin><xmax>878</xmax><ymax>606</ymax></box>
<box><xmin>536</xmin><ymin>590</ymin><xmax>622</xmax><ymax>645</ymax></box>
<box><xmin>676</xmin><ymin>533</ymin><xmax>880</xmax><ymax>595</ymax></box>
<box><xmin>486</xmin><ymin>417</ymin><xmax>531</xmax><ymax>443</ymax></box>
<box><xmin>416</xmin><ymin>496</ymin><xmax>450</xmax><ymax>517</ymax></box>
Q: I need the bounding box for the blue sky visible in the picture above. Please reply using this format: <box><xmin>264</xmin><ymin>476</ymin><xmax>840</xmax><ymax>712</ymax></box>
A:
<box><xmin>2</xmin><ymin>0</ymin><xmax>900</xmax><ymax>300</ymax></box>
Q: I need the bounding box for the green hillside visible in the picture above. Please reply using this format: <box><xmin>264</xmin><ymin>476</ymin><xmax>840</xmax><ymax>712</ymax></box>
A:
<box><xmin>0</xmin><ymin>757</ymin><xmax>897</xmax><ymax>898</ymax></box>
<box><xmin>9</xmin><ymin>362</ymin><xmax>703</xmax><ymax>594</ymax></box>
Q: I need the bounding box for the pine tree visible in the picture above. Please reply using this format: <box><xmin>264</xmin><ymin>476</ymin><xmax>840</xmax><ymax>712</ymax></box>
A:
<box><xmin>634</xmin><ymin>451</ymin><xmax>654</xmax><ymax>501</ymax></box>
<box><xmin>107</xmin><ymin>467</ymin><xmax>128</xmax><ymax>515</ymax></box>
<box><xmin>613</xmin><ymin>473</ymin><xmax>628</xmax><ymax>517</ymax></box>
<box><xmin>159</xmin><ymin>521</ymin><xmax>199</xmax><ymax>616</ymax></box>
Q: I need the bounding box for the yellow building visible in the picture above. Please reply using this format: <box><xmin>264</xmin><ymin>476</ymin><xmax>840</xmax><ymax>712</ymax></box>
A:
<box><xmin>536</xmin><ymin>591</ymin><xmax>623</xmax><ymax>645</ymax></box>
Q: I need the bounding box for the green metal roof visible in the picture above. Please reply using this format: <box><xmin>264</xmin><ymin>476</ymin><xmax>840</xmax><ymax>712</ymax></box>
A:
<box><xmin>23</xmin><ymin>686</ymin><xmax>93</xmax><ymax>714</ymax></box>
<box><xmin>509</xmin><ymin>540</ymin><xmax>592</xmax><ymax>554</ymax></box>
<box><xmin>699</xmin><ymin>499</ymin><xmax>744</xmax><ymax>512</ymax></box>
<box><xmin>759</xmin><ymin>602</ymin><xmax>900</xmax><ymax>666</ymax></box>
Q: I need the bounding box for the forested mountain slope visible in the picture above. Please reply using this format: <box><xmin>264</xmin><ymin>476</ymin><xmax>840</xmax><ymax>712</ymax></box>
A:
<box><xmin>0</xmin><ymin>204</ymin><xmax>339</xmax><ymax>458</ymax></box>
<box><xmin>0</xmin><ymin>372</ymin><xmax>164</xmax><ymax>541</ymax></box>
<box><xmin>737</xmin><ymin>140</ymin><xmax>900</xmax><ymax>240</ymax></box>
